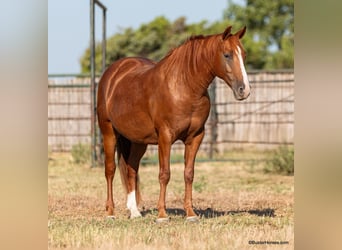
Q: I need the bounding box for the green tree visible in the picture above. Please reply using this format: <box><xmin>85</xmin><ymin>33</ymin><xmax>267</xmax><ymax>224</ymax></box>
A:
<box><xmin>80</xmin><ymin>16</ymin><xmax>211</xmax><ymax>74</ymax></box>
<box><xmin>224</xmin><ymin>0</ymin><xmax>293</xmax><ymax>69</ymax></box>
<box><xmin>80</xmin><ymin>0</ymin><xmax>293</xmax><ymax>73</ymax></box>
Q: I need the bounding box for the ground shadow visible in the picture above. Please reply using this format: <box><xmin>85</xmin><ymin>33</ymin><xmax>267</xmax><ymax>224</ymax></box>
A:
<box><xmin>196</xmin><ymin>207</ymin><xmax>275</xmax><ymax>218</ymax></box>
<box><xmin>141</xmin><ymin>207</ymin><xmax>275</xmax><ymax>218</ymax></box>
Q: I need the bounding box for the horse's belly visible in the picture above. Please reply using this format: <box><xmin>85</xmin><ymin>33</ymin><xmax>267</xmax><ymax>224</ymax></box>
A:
<box><xmin>112</xmin><ymin>112</ymin><xmax>158</xmax><ymax>144</ymax></box>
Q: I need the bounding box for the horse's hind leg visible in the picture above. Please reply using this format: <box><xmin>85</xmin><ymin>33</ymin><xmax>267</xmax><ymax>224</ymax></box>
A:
<box><xmin>99</xmin><ymin>120</ymin><xmax>117</xmax><ymax>218</ymax></box>
<box><xmin>126</xmin><ymin>143</ymin><xmax>147</xmax><ymax>218</ymax></box>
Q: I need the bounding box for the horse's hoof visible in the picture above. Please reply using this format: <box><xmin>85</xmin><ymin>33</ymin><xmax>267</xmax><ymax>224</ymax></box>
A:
<box><xmin>155</xmin><ymin>217</ymin><xmax>170</xmax><ymax>224</ymax></box>
<box><xmin>186</xmin><ymin>216</ymin><xmax>199</xmax><ymax>223</ymax></box>
<box><xmin>106</xmin><ymin>215</ymin><xmax>116</xmax><ymax>220</ymax></box>
<box><xmin>130</xmin><ymin>212</ymin><xmax>142</xmax><ymax>219</ymax></box>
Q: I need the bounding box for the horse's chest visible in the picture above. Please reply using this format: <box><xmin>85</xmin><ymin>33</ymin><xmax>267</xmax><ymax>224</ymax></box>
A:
<box><xmin>173</xmin><ymin>100</ymin><xmax>210</xmax><ymax>136</ymax></box>
<box><xmin>189</xmin><ymin>107</ymin><xmax>210</xmax><ymax>130</ymax></box>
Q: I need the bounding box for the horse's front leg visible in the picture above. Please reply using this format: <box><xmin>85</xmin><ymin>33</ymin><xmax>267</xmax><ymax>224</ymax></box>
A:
<box><xmin>156</xmin><ymin>131</ymin><xmax>172</xmax><ymax>223</ymax></box>
<box><xmin>183</xmin><ymin>130</ymin><xmax>205</xmax><ymax>222</ymax></box>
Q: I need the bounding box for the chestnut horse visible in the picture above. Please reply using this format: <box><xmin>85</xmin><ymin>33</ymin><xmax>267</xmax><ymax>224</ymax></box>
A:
<box><xmin>97</xmin><ymin>26</ymin><xmax>250</xmax><ymax>223</ymax></box>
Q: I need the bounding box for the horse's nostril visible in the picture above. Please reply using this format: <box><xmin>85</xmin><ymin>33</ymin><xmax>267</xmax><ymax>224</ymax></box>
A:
<box><xmin>238</xmin><ymin>86</ymin><xmax>244</xmax><ymax>95</ymax></box>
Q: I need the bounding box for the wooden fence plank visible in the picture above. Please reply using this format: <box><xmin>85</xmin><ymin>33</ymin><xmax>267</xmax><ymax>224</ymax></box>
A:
<box><xmin>48</xmin><ymin>71</ymin><xmax>294</xmax><ymax>155</ymax></box>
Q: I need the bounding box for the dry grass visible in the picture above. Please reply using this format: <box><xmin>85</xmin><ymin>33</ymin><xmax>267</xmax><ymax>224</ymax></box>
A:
<box><xmin>48</xmin><ymin>152</ymin><xmax>294</xmax><ymax>249</ymax></box>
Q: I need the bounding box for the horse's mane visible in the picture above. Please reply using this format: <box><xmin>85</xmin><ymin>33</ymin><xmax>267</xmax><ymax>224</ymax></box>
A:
<box><xmin>188</xmin><ymin>34</ymin><xmax>206</xmax><ymax>40</ymax></box>
<box><xmin>161</xmin><ymin>34</ymin><xmax>216</xmax><ymax>61</ymax></box>
<box><xmin>157</xmin><ymin>33</ymin><xmax>220</xmax><ymax>80</ymax></box>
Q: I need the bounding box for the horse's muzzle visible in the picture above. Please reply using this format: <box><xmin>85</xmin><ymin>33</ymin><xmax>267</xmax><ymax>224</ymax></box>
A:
<box><xmin>234</xmin><ymin>83</ymin><xmax>250</xmax><ymax>101</ymax></box>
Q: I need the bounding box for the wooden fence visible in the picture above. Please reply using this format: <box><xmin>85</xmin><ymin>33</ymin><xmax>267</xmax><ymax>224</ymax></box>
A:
<box><xmin>48</xmin><ymin>70</ymin><xmax>294</xmax><ymax>157</ymax></box>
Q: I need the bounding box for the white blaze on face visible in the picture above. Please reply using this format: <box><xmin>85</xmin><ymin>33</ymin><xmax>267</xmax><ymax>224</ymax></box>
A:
<box><xmin>127</xmin><ymin>191</ymin><xmax>142</xmax><ymax>218</ymax></box>
<box><xmin>236</xmin><ymin>46</ymin><xmax>250</xmax><ymax>93</ymax></box>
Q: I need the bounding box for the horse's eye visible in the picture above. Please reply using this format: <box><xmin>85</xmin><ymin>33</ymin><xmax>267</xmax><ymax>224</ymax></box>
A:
<box><xmin>224</xmin><ymin>53</ymin><xmax>232</xmax><ymax>59</ymax></box>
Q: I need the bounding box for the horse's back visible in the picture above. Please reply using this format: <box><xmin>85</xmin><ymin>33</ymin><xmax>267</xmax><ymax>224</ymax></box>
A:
<box><xmin>98</xmin><ymin>57</ymin><xmax>154</xmax><ymax>113</ymax></box>
<box><xmin>98</xmin><ymin>57</ymin><xmax>154</xmax><ymax>99</ymax></box>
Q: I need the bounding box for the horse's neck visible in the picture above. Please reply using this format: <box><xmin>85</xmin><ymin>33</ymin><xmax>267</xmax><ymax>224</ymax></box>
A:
<box><xmin>156</xmin><ymin>43</ymin><xmax>215</xmax><ymax>96</ymax></box>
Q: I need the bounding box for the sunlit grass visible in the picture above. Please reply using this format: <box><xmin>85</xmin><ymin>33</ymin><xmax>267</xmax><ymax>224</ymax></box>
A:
<box><xmin>48</xmin><ymin>152</ymin><xmax>294</xmax><ymax>249</ymax></box>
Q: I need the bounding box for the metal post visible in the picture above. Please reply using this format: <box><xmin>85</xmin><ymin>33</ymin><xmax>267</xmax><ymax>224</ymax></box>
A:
<box><xmin>90</xmin><ymin>0</ymin><xmax>96</xmax><ymax>167</ymax></box>
<box><xmin>97</xmin><ymin>7</ymin><xmax>106</xmax><ymax>164</ymax></box>
<box><xmin>102</xmin><ymin>8</ymin><xmax>106</xmax><ymax>72</ymax></box>
<box><xmin>90</xmin><ymin>0</ymin><xmax>107</xmax><ymax>167</ymax></box>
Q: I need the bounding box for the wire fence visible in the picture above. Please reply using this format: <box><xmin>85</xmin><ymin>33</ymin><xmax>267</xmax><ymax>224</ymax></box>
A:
<box><xmin>48</xmin><ymin>70</ymin><xmax>294</xmax><ymax>160</ymax></box>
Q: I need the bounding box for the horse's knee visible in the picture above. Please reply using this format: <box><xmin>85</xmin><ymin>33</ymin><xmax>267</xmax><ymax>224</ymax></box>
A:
<box><xmin>184</xmin><ymin>168</ymin><xmax>194</xmax><ymax>183</ymax></box>
<box><xmin>159</xmin><ymin>169</ymin><xmax>170</xmax><ymax>183</ymax></box>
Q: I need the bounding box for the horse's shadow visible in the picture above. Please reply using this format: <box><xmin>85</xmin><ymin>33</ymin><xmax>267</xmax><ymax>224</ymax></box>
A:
<box><xmin>141</xmin><ymin>207</ymin><xmax>275</xmax><ymax>218</ymax></box>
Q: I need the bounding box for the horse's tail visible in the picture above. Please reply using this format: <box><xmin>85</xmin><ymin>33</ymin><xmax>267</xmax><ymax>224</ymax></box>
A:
<box><xmin>117</xmin><ymin>135</ymin><xmax>141</xmax><ymax>205</ymax></box>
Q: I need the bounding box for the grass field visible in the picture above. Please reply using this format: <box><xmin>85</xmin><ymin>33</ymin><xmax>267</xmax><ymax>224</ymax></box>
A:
<box><xmin>48</xmin><ymin>152</ymin><xmax>294</xmax><ymax>249</ymax></box>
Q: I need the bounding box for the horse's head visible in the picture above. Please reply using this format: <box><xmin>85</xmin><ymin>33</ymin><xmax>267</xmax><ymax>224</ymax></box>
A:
<box><xmin>214</xmin><ymin>26</ymin><xmax>250</xmax><ymax>101</ymax></box>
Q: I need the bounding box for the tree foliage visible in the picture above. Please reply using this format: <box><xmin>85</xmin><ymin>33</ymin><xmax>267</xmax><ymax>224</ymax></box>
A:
<box><xmin>80</xmin><ymin>0</ymin><xmax>293</xmax><ymax>73</ymax></box>
<box><xmin>224</xmin><ymin>0</ymin><xmax>293</xmax><ymax>69</ymax></box>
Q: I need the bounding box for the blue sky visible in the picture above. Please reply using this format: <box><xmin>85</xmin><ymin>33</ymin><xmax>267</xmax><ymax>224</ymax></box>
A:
<box><xmin>48</xmin><ymin>0</ymin><xmax>233</xmax><ymax>74</ymax></box>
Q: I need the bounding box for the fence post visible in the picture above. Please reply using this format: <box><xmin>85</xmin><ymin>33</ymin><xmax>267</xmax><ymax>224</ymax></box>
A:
<box><xmin>90</xmin><ymin>0</ymin><xmax>97</xmax><ymax>167</ymax></box>
<box><xmin>96</xmin><ymin>7</ymin><xmax>107</xmax><ymax>165</ymax></box>
<box><xmin>90</xmin><ymin>0</ymin><xmax>107</xmax><ymax>167</ymax></box>
<box><xmin>208</xmin><ymin>78</ymin><xmax>218</xmax><ymax>159</ymax></box>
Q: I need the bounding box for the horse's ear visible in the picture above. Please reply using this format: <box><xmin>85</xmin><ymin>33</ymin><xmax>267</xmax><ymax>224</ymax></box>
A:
<box><xmin>234</xmin><ymin>26</ymin><xmax>247</xmax><ymax>39</ymax></box>
<box><xmin>222</xmin><ymin>26</ymin><xmax>232</xmax><ymax>40</ymax></box>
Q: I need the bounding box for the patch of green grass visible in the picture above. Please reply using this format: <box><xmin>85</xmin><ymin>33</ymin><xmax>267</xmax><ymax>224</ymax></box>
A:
<box><xmin>141</xmin><ymin>148</ymin><xmax>270</xmax><ymax>166</ymax></box>
<box><xmin>71</xmin><ymin>143</ymin><xmax>91</xmax><ymax>165</ymax></box>
<box><xmin>141</xmin><ymin>153</ymin><xmax>185</xmax><ymax>165</ymax></box>
<box><xmin>264</xmin><ymin>145</ymin><xmax>294</xmax><ymax>175</ymax></box>
<box><xmin>193</xmin><ymin>175</ymin><xmax>208</xmax><ymax>193</ymax></box>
